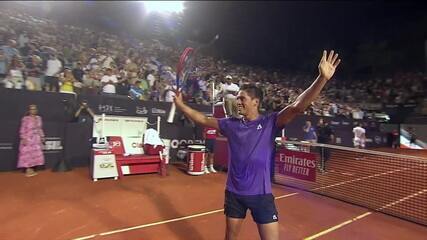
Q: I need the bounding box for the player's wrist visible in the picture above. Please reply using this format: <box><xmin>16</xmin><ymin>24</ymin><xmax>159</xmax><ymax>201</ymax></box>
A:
<box><xmin>317</xmin><ymin>74</ymin><xmax>328</xmax><ymax>82</ymax></box>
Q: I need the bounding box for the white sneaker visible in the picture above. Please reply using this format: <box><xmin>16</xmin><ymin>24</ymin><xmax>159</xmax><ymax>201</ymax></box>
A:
<box><xmin>204</xmin><ymin>167</ymin><xmax>211</xmax><ymax>174</ymax></box>
<box><xmin>209</xmin><ymin>166</ymin><xmax>217</xmax><ymax>173</ymax></box>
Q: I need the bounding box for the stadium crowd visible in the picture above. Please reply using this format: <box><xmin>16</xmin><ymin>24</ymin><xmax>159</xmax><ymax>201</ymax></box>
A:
<box><xmin>1</xmin><ymin>9</ymin><xmax>425</xmax><ymax>121</ymax></box>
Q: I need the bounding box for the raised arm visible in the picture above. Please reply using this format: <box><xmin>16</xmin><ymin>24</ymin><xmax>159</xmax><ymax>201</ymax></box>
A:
<box><xmin>276</xmin><ymin>50</ymin><xmax>341</xmax><ymax>128</ymax></box>
<box><xmin>174</xmin><ymin>91</ymin><xmax>219</xmax><ymax>130</ymax></box>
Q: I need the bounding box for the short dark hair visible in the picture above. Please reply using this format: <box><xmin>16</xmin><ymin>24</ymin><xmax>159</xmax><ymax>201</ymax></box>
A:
<box><xmin>240</xmin><ymin>84</ymin><xmax>263</xmax><ymax>103</ymax></box>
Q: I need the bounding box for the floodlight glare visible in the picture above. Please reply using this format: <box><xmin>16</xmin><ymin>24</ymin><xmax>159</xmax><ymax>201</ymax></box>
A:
<box><xmin>143</xmin><ymin>1</ymin><xmax>185</xmax><ymax>14</ymax></box>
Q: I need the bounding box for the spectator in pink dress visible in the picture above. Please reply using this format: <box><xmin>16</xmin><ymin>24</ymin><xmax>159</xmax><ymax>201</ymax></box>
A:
<box><xmin>17</xmin><ymin>104</ymin><xmax>45</xmax><ymax>177</ymax></box>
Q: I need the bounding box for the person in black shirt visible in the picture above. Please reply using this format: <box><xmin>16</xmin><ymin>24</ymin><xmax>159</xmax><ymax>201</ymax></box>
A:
<box><xmin>66</xmin><ymin>100</ymin><xmax>97</xmax><ymax>167</ymax></box>
<box><xmin>408</xmin><ymin>127</ymin><xmax>417</xmax><ymax>147</ymax></box>
<box><xmin>73</xmin><ymin>100</ymin><xmax>96</xmax><ymax>124</ymax></box>
<box><xmin>72</xmin><ymin>62</ymin><xmax>85</xmax><ymax>83</ymax></box>
<box><xmin>316</xmin><ymin>118</ymin><xmax>335</xmax><ymax>172</ymax></box>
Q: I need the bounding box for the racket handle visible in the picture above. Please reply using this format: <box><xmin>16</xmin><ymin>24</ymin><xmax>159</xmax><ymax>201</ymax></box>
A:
<box><xmin>167</xmin><ymin>103</ymin><xmax>176</xmax><ymax>123</ymax></box>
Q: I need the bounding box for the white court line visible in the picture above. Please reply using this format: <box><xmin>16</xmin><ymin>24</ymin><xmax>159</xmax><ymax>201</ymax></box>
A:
<box><xmin>303</xmin><ymin>188</ymin><xmax>427</xmax><ymax>240</ymax></box>
<box><xmin>303</xmin><ymin>212</ymin><xmax>373</xmax><ymax>240</ymax></box>
<box><xmin>71</xmin><ymin>192</ymin><xmax>299</xmax><ymax>240</ymax></box>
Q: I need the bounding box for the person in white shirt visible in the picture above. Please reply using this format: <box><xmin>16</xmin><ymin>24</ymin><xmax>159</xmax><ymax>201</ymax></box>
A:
<box><xmin>353</xmin><ymin>122</ymin><xmax>366</xmax><ymax>149</ymax></box>
<box><xmin>100</xmin><ymin>68</ymin><xmax>118</xmax><ymax>94</ymax></box>
<box><xmin>198</xmin><ymin>77</ymin><xmax>208</xmax><ymax>100</ymax></box>
<box><xmin>146</xmin><ymin>70</ymin><xmax>156</xmax><ymax>87</ymax></box>
<box><xmin>18</xmin><ymin>32</ymin><xmax>29</xmax><ymax>49</ymax></box>
<box><xmin>164</xmin><ymin>85</ymin><xmax>176</xmax><ymax>102</ymax></box>
<box><xmin>220</xmin><ymin>75</ymin><xmax>240</xmax><ymax>118</ymax></box>
<box><xmin>44</xmin><ymin>54</ymin><xmax>62</xmax><ymax>92</ymax></box>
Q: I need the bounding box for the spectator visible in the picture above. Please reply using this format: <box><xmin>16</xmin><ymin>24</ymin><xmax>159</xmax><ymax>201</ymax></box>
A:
<box><xmin>137</xmin><ymin>71</ymin><xmax>150</xmax><ymax>99</ymax></box>
<box><xmin>44</xmin><ymin>54</ymin><xmax>62</xmax><ymax>92</ymax></box>
<box><xmin>100</xmin><ymin>67</ymin><xmax>118</xmax><ymax>94</ymax></box>
<box><xmin>17</xmin><ymin>104</ymin><xmax>45</xmax><ymax>177</ymax></box>
<box><xmin>316</xmin><ymin>118</ymin><xmax>334</xmax><ymax>172</ymax></box>
<box><xmin>4</xmin><ymin>56</ymin><xmax>25</xmax><ymax>89</ymax></box>
<box><xmin>18</xmin><ymin>32</ymin><xmax>29</xmax><ymax>49</ymax></box>
<box><xmin>0</xmin><ymin>48</ymin><xmax>7</xmax><ymax>82</ymax></box>
<box><xmin>24</xmin><ymin>55</ymin><xmax>43</xmax><ymax>91</ymax></box>
<box><xmin>116</xmin><ymin>72</ymin><xmax>130</xmax><ymax>96</ymax></box>
<box><xmin>82</xmin><ymin>69</ymin><xmax>101</xmax><ymax>95</ymax></box>
<box><xmin>72</xmin><ymin>62</ymin><xmax>85</xmax><ymax>83</ymax></box>
<box><xmin>1</xmin><ymin>39</ymin><xmax>20</xmax><ymax>64</ymax></box>
<box><xmin>59</xmin><ymin>68</ymin><xmax>76</xmax><ymax>94</ymax></box>
<box><xmin>220</xmin><ymin>75</ymin><xmax>239</xmax><ymax>118</ymax></box>
<box><xmin>164</xmin><ymin>85</ymin><xmax>176</xmax><ymax>102</ymax></box>
<box><xmin>146</xmin><ymin>69</ymin><xmax>157</xmax><ymax>88</ymax></box>
<box><xmin>303</xmin><ymin>120</ymin><xmax>317</xmax><ymax>143</ymax></box>
<box><xmin>129</xmin><ymin>80</ymin><xmax>144</xmax><ymax>100</ymax></box>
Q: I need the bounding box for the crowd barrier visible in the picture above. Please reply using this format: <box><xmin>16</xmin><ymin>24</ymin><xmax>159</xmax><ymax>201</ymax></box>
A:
<box><xmin>0</xmin><ymin>88</ymin><xmax>407</xmax><ymax>171</ymax></box>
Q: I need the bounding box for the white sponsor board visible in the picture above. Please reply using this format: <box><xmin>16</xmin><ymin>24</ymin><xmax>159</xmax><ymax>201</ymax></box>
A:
<box><xmin>93</xmin><ymin>115</ymin><xmax>148</xmax><ymax>154</ymax></box>
<box><xmin>92</xmin><ymin>150</ymin><xmax>118</xmax><ymax>181</ymax></box>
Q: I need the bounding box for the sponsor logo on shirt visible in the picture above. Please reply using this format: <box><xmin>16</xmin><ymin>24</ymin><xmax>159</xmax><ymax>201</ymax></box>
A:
<box><xmin>257</xmin><ymin>124</ymin><xmax>262</xmax><ymax>130</ymax></box>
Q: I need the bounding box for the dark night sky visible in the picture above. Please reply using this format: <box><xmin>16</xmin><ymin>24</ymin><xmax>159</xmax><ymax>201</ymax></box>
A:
<box><xmin>181</xmin><ymin>1</ymin><xmax>427</xmax><ymax>74</ymax></box>
<box><xmin>9</xmin><ymin>1</ymin><xmax>427</xmax><ymax>75</ymax></box>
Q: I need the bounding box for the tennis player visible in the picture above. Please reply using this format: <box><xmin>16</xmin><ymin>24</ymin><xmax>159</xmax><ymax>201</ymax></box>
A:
<box><xmin>173</xmin><ymin>50</ymin><xmax>340</xmax><ymax>240</ymax></box>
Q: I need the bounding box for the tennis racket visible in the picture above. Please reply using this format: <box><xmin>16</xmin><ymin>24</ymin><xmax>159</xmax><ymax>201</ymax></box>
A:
<box><xmin>167</xmin><ymin>34</ymin><xmax>219</xmax><ymax>123</ymax></box>
<box><xmin>167</xmin><ymin>47</ymin><xmax>195</xmax><ymax>123</ymax></box>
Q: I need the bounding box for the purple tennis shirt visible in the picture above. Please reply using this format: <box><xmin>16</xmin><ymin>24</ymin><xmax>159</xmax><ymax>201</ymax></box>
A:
<box><xmin>218</xmin><ymin>112</ymin><xmax>282</xmax><ymax>195</ymax></box>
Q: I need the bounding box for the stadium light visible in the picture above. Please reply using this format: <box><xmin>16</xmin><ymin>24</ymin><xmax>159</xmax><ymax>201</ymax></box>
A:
<box><xmin>142</xmin><ymin>1</ymin><xmax>185</xmax><ymax>14</ymax></box>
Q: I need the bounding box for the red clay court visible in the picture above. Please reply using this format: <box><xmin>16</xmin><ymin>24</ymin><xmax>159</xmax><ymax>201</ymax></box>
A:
<box><xmin>1</xmin><ymin>146</ymin><xmax>426</xmax><ymax>240</ymax></box>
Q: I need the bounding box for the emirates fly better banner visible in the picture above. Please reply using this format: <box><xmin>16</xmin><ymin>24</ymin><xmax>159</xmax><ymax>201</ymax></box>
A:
<box><xmin>275</xmin><ymin>149</ymin><xmax>317</xmax><ymax>182</ymax></box>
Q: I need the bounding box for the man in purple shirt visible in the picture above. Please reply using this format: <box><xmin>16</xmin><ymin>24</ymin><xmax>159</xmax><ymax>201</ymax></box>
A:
<box><xmin>174</xmin><ymin>50</ymin><xmax>341</xmax><ymax>240</ymax></box>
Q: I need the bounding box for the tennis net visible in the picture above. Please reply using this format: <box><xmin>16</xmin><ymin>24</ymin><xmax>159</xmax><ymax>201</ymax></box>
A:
<box><xmin>274</xmin><ymin>140</ymin><xmax>427</xmax><ymax>226</ymax></box>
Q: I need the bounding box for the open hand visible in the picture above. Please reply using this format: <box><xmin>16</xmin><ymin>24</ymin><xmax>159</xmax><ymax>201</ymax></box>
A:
<box><xmin>318</xmin><ymin>50</ymin><xmax>341</xmax><ymax>81</ymax></box>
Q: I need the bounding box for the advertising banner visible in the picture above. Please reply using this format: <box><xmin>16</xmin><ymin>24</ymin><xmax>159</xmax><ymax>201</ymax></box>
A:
<box><xmin>275</xmin><ymin>148</ymin><xmax>317</xmax><ymax>182</ymax></box>
<box><xmin>93</xmin><ymin>115</ymin><xmax>148</xmax><ymax>155</ymax></box>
